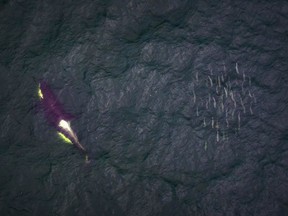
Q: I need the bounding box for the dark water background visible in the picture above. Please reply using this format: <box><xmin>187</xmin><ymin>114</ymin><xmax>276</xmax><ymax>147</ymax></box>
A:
<box><xmin>1</xmin><ymin>0</ymin><xmax>288</xmax><ymax>215</ymax></box>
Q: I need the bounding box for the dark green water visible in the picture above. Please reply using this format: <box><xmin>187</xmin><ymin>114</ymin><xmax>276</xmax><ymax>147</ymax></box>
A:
<box><xmin>1</xmin><ymin>0</ymin><xmax>288</xmax><ymax>215</ymax></box>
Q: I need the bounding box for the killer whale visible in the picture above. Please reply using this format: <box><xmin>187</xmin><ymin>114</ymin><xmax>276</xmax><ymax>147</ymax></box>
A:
<box><xmin>37</xmin><ymin>81</ymin><xmax>87</xmax><ymax>158</ymax></box>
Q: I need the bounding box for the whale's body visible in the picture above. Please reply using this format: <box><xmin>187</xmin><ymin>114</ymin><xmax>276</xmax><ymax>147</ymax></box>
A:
<box><xmin>38</xmin><ymin>81</ymin><xmax>86</xmax><ymax>154</ymax></box>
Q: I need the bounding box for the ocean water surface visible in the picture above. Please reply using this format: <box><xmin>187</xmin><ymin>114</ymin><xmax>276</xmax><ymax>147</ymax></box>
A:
<box><xmin>0</xmin><ymin>0</ymin><xmax>288</xmax><ymax>215</ymax></box>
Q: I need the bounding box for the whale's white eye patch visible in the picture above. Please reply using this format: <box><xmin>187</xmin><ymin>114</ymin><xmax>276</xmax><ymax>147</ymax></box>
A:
<box><xmin>58</xmin><ymin>132</ymin><xmax>72</xmax><ymax>144</ymax></box>
<box><xmin>38</xmin><ymin>84</ymin><xmax>43</xmax><ymax>99</ymax></box>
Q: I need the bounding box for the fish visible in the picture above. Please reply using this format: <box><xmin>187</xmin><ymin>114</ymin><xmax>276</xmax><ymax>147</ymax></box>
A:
<box><xmin>37</xmin><ymin>81</ymin><xmax>88</xmax><ymax>159</ymax></box>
